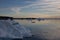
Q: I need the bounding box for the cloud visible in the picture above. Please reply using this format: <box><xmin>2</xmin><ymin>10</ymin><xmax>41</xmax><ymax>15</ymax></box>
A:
<box><xmin>22</xmin><ymin>0</ymin><xmax>60</xmax><ymax>14</ymax></box>
<box><xmin>11</xmin><ymin>7</ymin><xmax>21</xmax><ymax>14</ymax></box>
<box><xmin>0</xmin><ymin>0</ymin><xmax>60</xmax><ymax>18</ymax></box>
<box><xmin>10</xmin><ymin>0</ymin><xmax>60</xmax><ymax>17</ymax></box>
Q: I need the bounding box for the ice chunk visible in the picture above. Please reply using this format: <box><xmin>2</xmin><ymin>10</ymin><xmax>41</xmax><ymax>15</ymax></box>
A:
<box><xmin>7</xmin><ymin>19</ymin><xmax>32</xmax><ymax>37</ymax></box>
<box><xmin>0</xmin><ymin>19</ymin><xmax>32</xmax><ymax>39</ymax></box>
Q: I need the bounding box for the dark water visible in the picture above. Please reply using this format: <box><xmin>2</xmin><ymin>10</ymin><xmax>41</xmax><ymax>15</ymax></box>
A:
<box><xmin>15</xmin><ymin>20</ymin><xmax>60</xmax><ymax>40</ymax></box>
<box><xmin>1</xmin><ymin>20</ymin><xmax>60</xmax><ymax>40</ymax></box>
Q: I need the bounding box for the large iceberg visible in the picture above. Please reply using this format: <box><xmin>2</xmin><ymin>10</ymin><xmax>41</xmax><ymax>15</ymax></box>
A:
<box><xmin>0</xmin><ymin>16</ymin><xmax>32</xmax><ymax>39</ymax></box>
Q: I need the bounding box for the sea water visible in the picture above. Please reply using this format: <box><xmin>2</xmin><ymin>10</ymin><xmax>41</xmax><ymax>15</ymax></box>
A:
<box><xmin>15</xmin><ymin>20</ymin><xmax>60</xmax><ymax>40</ymax></box>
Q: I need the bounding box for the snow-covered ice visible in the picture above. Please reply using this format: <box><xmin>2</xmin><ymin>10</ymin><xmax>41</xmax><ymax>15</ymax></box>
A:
<box><xmin>0</xmin><ymin>19</ymin><xmax>32</xmax><ymax>39</ymax></box>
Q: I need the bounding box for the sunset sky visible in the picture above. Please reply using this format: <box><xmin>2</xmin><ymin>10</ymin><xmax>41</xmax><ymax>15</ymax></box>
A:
<box><xmin>0</xmin><ymin>0</ymin><xmax>60</xmax><ymax>18</ymax></box>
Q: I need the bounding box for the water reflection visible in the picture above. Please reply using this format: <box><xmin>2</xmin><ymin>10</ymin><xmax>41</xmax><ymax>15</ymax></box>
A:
<box><xmin>15</xmin><ymin>20</ymin><xmax>60</xmax><ymax>40</ymax></box>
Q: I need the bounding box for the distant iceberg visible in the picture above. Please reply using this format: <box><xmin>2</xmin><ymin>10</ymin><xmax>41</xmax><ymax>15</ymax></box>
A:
<box><xmin>0</xmin><ymin>16</ymin><xmax>32</xmax><ymax>39</ymax></box>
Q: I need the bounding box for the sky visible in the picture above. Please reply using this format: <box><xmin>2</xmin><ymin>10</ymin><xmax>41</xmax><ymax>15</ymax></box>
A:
<box><xmin>0</xmin><ymin>0</ymin><xmax>60</xmax><ymax>18</ymax></box>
